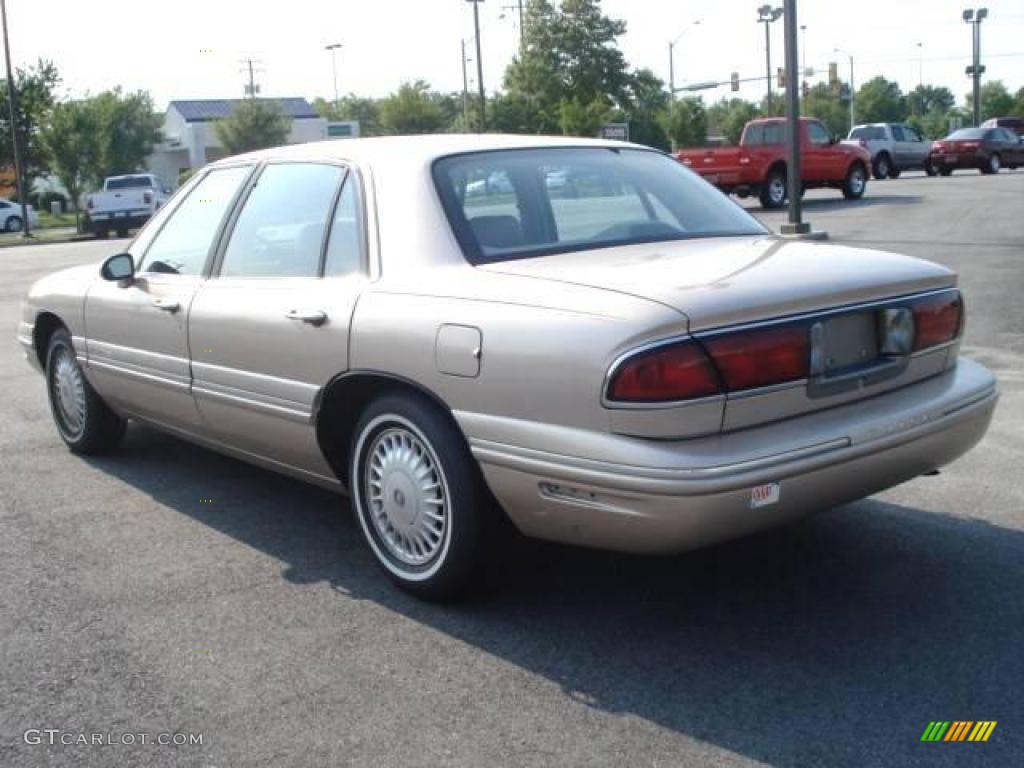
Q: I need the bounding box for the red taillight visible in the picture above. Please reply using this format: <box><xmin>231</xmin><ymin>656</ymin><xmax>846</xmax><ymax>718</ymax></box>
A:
<box><xmin>607</xmin><ymin>341</ymin><xmax>721</xmax><ymax>402</ymax></box>
<box><xmin>703</xmin><ymin>325</ymin><xmax>810</xmax><ymax>391</ymax></box>
<box><xmin>912</xmin><ymin>293</ymin><xmax>962</xmax><ymax>351</ymax></box>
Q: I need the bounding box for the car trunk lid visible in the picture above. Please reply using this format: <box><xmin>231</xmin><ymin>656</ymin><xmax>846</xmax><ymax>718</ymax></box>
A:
<box><xmin>478</xmin><ymin>235</ymin><xmax>956</xmax><ymax>331</ymax></box>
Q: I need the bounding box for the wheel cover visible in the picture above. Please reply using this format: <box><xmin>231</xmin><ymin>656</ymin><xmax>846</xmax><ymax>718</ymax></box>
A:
<box><xmin>990</xmin><ymin>154</ymin><xmax>1000</xmax><ymax>171</ymax></box>
<box><xmin>769</xmin><ymin>176</ymin><xmax>786</xmax><ymax>203</ymax></box>
<box><xmin>850</xmin><ymin>168</ymin><xmax>865</xmax><ymax>194</ymax></box>
<box><xmin>877</xmin><ymin>156</ymin><xmax>889</xmax><ymax>174</ymax></box>
<box><xmin>364</xmin><ymin>425</ymin><xmax>448</xmax><ymax>567</ymax></box>
<box><xmin>51</xmin><ymin>346</ymin><xmax>86</xmax><ymax>437</ymax></box>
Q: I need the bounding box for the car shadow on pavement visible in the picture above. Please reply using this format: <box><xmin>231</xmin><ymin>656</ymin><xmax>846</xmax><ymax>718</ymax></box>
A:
<box><xmin>87</xmin><ymin>424</ymin><xmax>1022</xmax><ymax>768</ymax></box>
<box><xmin>798</xmin><ymin>194</ymin><xmax>925</xmax><ymax>212</ymax></box>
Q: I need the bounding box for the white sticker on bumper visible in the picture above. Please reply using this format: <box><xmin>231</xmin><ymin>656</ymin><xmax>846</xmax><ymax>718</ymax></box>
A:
<box><xmin>750</xmin><ymin>482</ymin><xmax>781</xmax><ymax>508</ymax></box>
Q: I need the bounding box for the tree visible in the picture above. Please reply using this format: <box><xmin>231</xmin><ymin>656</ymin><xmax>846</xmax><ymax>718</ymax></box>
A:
<box><xmin>906</xmin><ymin>84</ymin><xmax>954</xmax><ymax>117</ymax></box>
<box><xmin>91</xmin><ymin>89</ymin><xmax>164</xmax><ymax>176</ymax></box>
<box><xmin>615</xmin><ymin>68</ymin><xmax>670</xmax><ymax>150</ymax></box>
<box><xmin>855</xmin><ymin>76</ymin><xmax>906</xmax><ymax>124</ymax></box>
<box><xmin>379</xmin><ymin>81</ymin><xmax>448</xmax><ymax>134</ymax></box>
<box><xmin>661</xmin><ymin>97</ymin><xmax>706</xmax><ymax>148</ymax></box>
<box><xmin>503</xmin><ymin>0</ymin><xmax>632</xmax><ymax>134</ymax></box>
<box><xmin>214</xmin><ymin>99</ymin><xmax>290</xmax><ymax>155</ymax></box>
<box><xmin>966</xmin><ymin>80</ymin><xmax>1015</xmax><ymax>122</ymax></box>
<box><xmin>313</xmin><ymin>94</ymin><xmax>383</xmax><ymax>136</ymax></box>
<box><xmin>0</xmin><ymin>59</ymin><xmax>60</xmax><ymax>189</ymax></box>
<box><xmin>39</xmin><ymin>100</ymin><xmax>100</xmax><ymax>222</ymax></box>
<box><xmin>802</xmin><ymin>84</ymin><xmax>849</xmax><ymax>138</ymax></box>
<box><xmin>1014</xmin><ymin>86</ymin><xmax>1024</xmax><ymax>119</ymax></box>
<box><xmin>707</xmin><ymin>98</ymin><xmax>761</xmax><ymax>145</ymax></box>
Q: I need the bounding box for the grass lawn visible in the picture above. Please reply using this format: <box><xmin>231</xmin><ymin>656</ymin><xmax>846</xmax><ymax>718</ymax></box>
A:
<box><xmin>36</xmin><ymin>211</ymin><xmax>82</xmax><ymax>230</ymax></box>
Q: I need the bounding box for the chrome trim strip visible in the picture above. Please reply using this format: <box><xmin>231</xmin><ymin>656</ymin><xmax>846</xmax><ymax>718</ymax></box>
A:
<box><xmin>191</xmin><ymin>384</ymin><xmax>312</xmax><ymax>424</ymax></box>
<box><xmin>190</xmin><ymin>361</ymin><xmax>319</xmax><ymax>408</ymax></box>
<box><xmin>88</xmin><ymin>358</ymin><xmax>190</xmax><ymax>392</ymax></box>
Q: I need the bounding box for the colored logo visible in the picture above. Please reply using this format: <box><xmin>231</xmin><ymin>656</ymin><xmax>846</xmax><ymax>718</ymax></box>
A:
<box><xmin>921</xmin><ymin>721</ymin><xmax>997</xmax><ymax>742</ymax></box>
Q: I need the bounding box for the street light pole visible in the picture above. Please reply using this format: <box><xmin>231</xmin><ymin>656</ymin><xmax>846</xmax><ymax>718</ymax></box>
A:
<box><xmin>963</xmin><ymin>8</ymin><xmax>988</xmax><ymax>126</ymax></box>
<box><xmin>781</xmin><ymin>0</ymin><xmax>810</xmax><ymax>237</ymax></box>
<box><xmin>916</xmin><ymin>41</ymin><xmax>923</xmax><ymax>88</ymax></box>
<box><xmin>1</xmin><ymin>0</ymin><xmax>29</xmax><ymax>238</ymax></box>
<box><xmin>325</xmin><ymin>43</ymin><xmax>342</xmax><ymax>106</ymax></box>
<box><xmin>757</xmin><ymin>5</ymin><xmax>783</xmax><ymax>113</ymax></box>
<box><xmin>461</xmin><ymin>38</ymin><xmax>470</xmax><ymax>129</ymax></box>
<box><xmin>467</xmin><ymin>0</ymin><xmax>486</xmax><ymax>131</ymax></box>
<box><xmin>667</xmin><ymin>18</ymin><xmax>701</xmax><ymax>101</ymax></box>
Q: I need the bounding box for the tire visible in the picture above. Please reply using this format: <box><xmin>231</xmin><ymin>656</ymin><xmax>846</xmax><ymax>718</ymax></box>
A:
<box><xmin>924</xmin><ymin>159</ymin><xmax>939</xmax><ymax>177</ymax></box>
<box><xmin>45</xmin><ymin>328</ymin><xmax>126</xmax><ymax>454</ymax></box>
<box><xmin>888</xmin><ymin>167</ymin><xmax>901</xmax><ymax>179</ymax></box>
<box><xmin>115</xmin><ymin>228</ymin><xmax>128</xmax><ymax>238</ymax></box>
<box><xmin>350</xmin><ymin>393</ymin><xmax>493</xmax><ymax>600</ymax></box>
<box><xmin>981</xmin><ymin>153</ymin><xmax>1000</xmax><ymax>174</ymax></box>
<box><xmin>872</xmin><ymin>153</ymin><xmax>891</xmax><ymax>180</ymax></box>
<box><xmin>5</xmin><ymin>215</ymin><xmax>23</xmax><ymax>232</ymax></box>
<box><xmin>842</xmin><ymin>162</ymin><xmax>868</xmax><ymax>200</ymax></box>
<box><xmin>939</xmin><ymin>167</ymin><xmax>953</xmax><ymax>176</ymax></box>
<box><xmin>758</xmin><ymin>168</ymin><xmax>787</xmax><ymax>209</ymax></box>
<box><xmin>95</xmin><ymin>227</ymin><xmax>109</xmax><ymax>239</ymax></box>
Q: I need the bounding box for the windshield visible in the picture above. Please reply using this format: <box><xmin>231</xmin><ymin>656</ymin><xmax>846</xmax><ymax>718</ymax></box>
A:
<box><xmin>107</xmin><ymin>176</ymin><xmax>154</xmax><ymax>190</ymax></box>
<box><xmin>947</xmin><ymin>128</ymin><xmax>986</xmax><ymax>140</ymax></box>
<box><xmin>433</xmin><ymin>147</ymin><xmax>765</xmax><ymax>264</ymax></box>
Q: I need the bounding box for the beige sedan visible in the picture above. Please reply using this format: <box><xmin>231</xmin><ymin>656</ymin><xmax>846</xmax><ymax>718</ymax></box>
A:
<box><xmin>18</xmin><ymin>135</ymin><xmax>997</xmax><ymax>599</ymax></box>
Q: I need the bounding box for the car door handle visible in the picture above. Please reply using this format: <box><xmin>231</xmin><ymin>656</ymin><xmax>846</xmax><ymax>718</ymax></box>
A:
<box><xmin>285</xmin><ymin>309</ymin><xmax>327</xmax><ymax>326</ymax></box>
<box><xmin>152</xmin><ymin>298</ymin><xmax>180</xmax><ymax>313</ymax></box>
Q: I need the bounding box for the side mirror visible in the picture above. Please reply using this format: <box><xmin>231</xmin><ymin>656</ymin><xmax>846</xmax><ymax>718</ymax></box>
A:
<box><xmin>100</xmin><ymin>252</ymin><xmax>135</xmax><ymax>283</ymax></box>
<box><xmin>831</xmin><ymin>134</ymin><xmax>840</xmax><ymax>145</ymax></box>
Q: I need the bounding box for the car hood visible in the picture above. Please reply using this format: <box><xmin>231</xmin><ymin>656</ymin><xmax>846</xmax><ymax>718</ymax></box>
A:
<box><xmin>478</xmin><ymin>235</ymin><xmax>957</xmax><ymax>331</ymax></box>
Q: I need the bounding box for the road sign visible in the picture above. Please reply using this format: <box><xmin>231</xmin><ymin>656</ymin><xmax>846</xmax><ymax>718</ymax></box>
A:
<box><xmin>599</xmin><ymin>123</ymin><xmax>629</xmax><ymax>142</ymax></box>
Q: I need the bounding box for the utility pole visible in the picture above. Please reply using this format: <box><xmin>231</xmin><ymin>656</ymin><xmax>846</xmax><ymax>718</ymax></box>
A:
<box><xmin>461</xmin><ymin>38</ymin><xmax>470</xmax><ymax>129</ymax></box>
<box><xmin>834</xmin><ymin>48</ymin><xmax>855</xmax><ymax>130</ymax></box>
<box><xmin>325</xmin><ymin>43</ymin><xmax>342</xmax><ymax>106</ymax></box>
<box><xmin>758</xmin><ymin>6</ymin><xmax>784</xmax><ymax>113</ymax></box>
<box><xmin>916</xmin><ymin>41</ymin><xmax>923</xmax><ymax>88</ymax></box>
<box><xmin>467</xmin><ymin>0</ymin><xmax>486</xmax><ymax>131</ymax></box>
<box><xmin>240</xmin><ymin>58</ymin><xmax>263</xmax><ymax>98</ymax></box>
<box><xmin>0</xmin><ymin>0</ymin><xmax>29</xmax><ymax>238</ymax></box>
<box><xmin>780</xmin><ymin>0</ymin><xmax>811</xmax><ymax>237</ymax></box>
<box><xmin>963</xmin><ymin>8</ymin><xmax>988</xmax><ymax>125</ymax></box>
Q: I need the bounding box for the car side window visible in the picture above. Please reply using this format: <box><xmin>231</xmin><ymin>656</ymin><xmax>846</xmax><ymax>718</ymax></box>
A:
<box><xmin>891</xmin><ymin>125</ymin><xmax>906</xmax><ymax>141</ymax></box>
<box><xmin>323</xmin><ymin>174</ymin><xmax>366</xmax><ymax>277</ymax></box>
<box><xmin>743</xmin><ymin>125</ymin><xmax>763</xmax><ymax>145</ymax></box>
<box><xmin>904</xmin><ymin>127</ymin><xmax>922</xmax><ymax>143</ymax></box>
<box><xmin>138</xmin><ymin>165</ymin><xmax>250</xmax><ymax>276</ymax></box>
<box><xmin>220</xmin><ymin>163</ymin><xmax>345</xmax><ymax>278</ymax></box>
<box><xmin>808</xmin><ymin>121</ymin><xmax>830</xmax><ymax>145</ymax></box>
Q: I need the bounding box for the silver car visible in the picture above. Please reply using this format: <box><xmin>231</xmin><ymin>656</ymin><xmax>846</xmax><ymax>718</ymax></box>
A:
<box><xmin>846</xmin><ymin>122</ymin><xmax>936</xmax><ymax>179</ymax></box>
<box><xmin>18</xmin><ymin>135</ymin><xmax>997</xmax><ymax>599</ymax></box>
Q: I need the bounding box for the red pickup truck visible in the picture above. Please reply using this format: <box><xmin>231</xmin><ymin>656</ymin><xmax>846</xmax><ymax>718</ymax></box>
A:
<box><xmin>677</xmin><ymin>117</ymin><xmax>871</xmax><ymax>209</ymax></box>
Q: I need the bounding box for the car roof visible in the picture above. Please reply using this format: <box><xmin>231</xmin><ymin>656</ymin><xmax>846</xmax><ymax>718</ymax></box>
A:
<box><xmin>209</xmin><ymin>133</ymin><xmax>639</xmax><ymax>169</ymax></box>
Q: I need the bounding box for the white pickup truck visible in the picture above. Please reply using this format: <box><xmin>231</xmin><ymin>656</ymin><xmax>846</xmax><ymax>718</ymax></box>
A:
<box><xmin>85</xmin><ymin>173</ymin><xmax>170</xmax><ymax>237</ymax></box>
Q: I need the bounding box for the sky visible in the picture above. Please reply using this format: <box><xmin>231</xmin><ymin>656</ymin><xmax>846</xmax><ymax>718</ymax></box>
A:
<box><xmin>5</xmin><ymin>0</ymin><xmax>1024</xmax><ymax>111</ymax></box>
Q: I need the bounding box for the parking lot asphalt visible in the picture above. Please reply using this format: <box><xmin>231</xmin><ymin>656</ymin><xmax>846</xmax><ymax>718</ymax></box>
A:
<box><xmin>2</xmin><ymin>171</ymin><xmax>1022</xmax><ymax>767</ymax></box>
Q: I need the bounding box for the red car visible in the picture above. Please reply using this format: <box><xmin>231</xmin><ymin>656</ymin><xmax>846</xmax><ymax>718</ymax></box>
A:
<box><xmin>928</xmin><ymin>126</ymin><xmax>1024</xmax><ymax>175</ymax></box>
<box><xmin>676</xmin><ymin>117</ymin><xmax>871</xmax><ymax>209</ymax></box>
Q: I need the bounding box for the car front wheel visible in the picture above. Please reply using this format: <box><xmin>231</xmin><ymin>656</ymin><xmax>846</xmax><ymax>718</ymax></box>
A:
<box><xmin>842</xmin><ymin>163</ymin><xmax>867</xmax><ymax>200</ymax></box>
<box><xmin>925</xmin><ymin>159</ymin><xmax>939</xmax><ymax>176</ymax></box>
<box><xmin>350</xmin><ymin>394</ymin><xmax>491</xmax><ymax>600</ymax></box>
<box><xmin>45</xmin><ymin>328</ymin><xmax>126</xmax><ymax>454</ymax></box>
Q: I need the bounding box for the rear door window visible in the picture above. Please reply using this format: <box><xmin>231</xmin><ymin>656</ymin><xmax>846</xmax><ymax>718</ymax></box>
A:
<box><xmin>808</xmin><ymin>122</ymin><xmax>830</xmax><ymax>145</ymax></box>
<box><xmin>891</xmin><ymin>125</ymin><xmax>906</xmax><ymax>141</ymax></box>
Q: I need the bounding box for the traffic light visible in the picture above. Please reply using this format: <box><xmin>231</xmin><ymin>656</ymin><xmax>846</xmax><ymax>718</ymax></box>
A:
<box><xmin>777</xmin><ymin>67</ymin><xmax>786</xmax><ymax>89</ymax></box>
<box><xmin>801</xmin><ymin>80</ymin><xmax>809</xmax><ymax>98</ymax></box>
<box><xmin>828</xmin><ymin>61</ymin><xmax>838</xmax><ymax>85</ymax></box>
<box><xmin>730</xmin><ymin>72</ymin><xmax>739</xmax><ymax>92</ymax></box>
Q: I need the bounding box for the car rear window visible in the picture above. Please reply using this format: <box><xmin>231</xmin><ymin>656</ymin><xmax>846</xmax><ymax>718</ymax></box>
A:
<box><xmin>947</xmin><ymin>128</ymin><xmax>987</xmax><ymax>140</ymax></box>
<box><xmin>433</xmin><ymin>147</ymin><xmax>766</xmax><ymax>265</ymax></box>
<box><xmin>107</xmin><ymin>176</ymin><xmax>154</xmax><ymax>190</ymax></box>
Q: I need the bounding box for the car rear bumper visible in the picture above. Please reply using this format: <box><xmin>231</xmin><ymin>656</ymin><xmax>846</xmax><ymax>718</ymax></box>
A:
<box><xmin>930</xmin><ymin>151</ymin><xmax>986</xmax><ymax>169</ymax></box>
<box><xmin>459</xmin><ymin>357</ymin><xmax>997</xmax><ymax>554</ymax></box>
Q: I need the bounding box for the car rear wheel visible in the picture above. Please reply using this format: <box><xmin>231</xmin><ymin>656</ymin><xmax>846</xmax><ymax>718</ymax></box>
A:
<box><xmin>939</xmin><ymin>167</ymin><xmax>953</xmax><ymax>176</ymax></box>
<box><xmin>6</xmin><ymin>215</ymin><xmax>23</xmax><ymax>232</ymax></box>
<box><xmin>888</xmin><ymin>167</ymin><xmax>901</xmax><ymax>179</ymax></box>
<box><xmin>981</xmin><ymin>153</ymin><xmax>1000</xmax><ymax>174</ymax></box>
<box><xmin>924</xmin><ymin>159</ymin><xmax>939</xmax><ymax>176</ymax></box>
<box><xmin>45</xmin><ymin>328</ymin><xmax>126</xmax><ymax>454</ymax></box>
<box><xmin>872</xmin><ymin>153</ymin><xmax>891</xmax><ymax>180</ymax></box>
<box><xmin>350</xmin><ymin>394</ymin><xmax>492</xmax><ymax>600</ymax></box>
<box><xmin>842</xmin><ymin>163</ymin><xmax>867</xmax><ymax>200</ymax></box>
<box><xmin>758</xmin><ymin>169</ymin><xmax>787</xmax><ymax>209</ymax></box>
